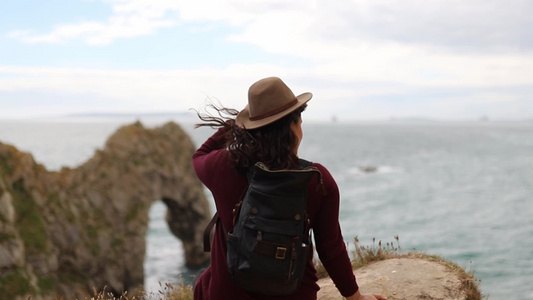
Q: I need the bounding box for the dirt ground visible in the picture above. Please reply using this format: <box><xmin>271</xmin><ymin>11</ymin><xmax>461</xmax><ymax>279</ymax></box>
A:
<box><xmin>318</xmin><ymin>257</ymin><xmax>471</xmax><ymax>300</ymax></box>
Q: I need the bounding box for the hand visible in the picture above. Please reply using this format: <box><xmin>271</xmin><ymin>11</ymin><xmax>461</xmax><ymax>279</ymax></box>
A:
<box><xmin>345</xmin><ymin>290</ymin><xmax>388</xmax><ymax>300</ymax></box>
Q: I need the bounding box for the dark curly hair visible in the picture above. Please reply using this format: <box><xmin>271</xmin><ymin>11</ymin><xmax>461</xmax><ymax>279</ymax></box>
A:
<box><xmin>195</xmin><ymin>102</ymin><xmax>306</xmax><ymax>173</ymax></box>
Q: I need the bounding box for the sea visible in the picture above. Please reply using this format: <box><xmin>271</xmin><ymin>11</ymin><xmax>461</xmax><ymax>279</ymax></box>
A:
<box><xmin>0</xmin><ymin>117</ymin><xmax>532</xmax><ymax>299</ymax></box>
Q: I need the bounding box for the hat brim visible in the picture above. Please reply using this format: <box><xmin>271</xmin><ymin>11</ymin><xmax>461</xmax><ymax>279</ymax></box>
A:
<box><xmin>235</xmin><ymin>92</ymin><xmax>312</xmax><ymax>130</ymax></box>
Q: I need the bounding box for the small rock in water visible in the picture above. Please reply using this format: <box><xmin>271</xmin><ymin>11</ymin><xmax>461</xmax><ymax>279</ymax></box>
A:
<box><xmin>359</xmin><ymin>166</ymin><xmax>378</xmax><ymax>173</ymax></box>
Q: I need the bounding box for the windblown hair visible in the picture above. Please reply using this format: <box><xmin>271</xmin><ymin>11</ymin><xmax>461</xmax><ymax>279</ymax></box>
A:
<box><xmin>195</xmin><ymin>101</ymin><xmax>306</xmax><ymax>173</ymax></box>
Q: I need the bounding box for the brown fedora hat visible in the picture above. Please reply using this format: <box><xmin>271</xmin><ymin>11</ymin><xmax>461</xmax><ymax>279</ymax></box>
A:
<box><xmin>235</xmin><ymin>77</ymin><xmax>312</xmax><ymax>129</ymax></box>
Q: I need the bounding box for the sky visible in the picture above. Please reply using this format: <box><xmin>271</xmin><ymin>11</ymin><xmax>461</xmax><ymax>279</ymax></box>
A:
<box><xmin>1</xmin><ymin>0</ymin><xmax>532</xmax><ymax>121</ymax></box>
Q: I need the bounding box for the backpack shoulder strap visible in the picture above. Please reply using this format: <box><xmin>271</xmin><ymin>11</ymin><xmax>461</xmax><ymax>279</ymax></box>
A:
<box><xmin>203</xmin><ymin>212</ymin><xmax>219</xmax><ymax>252</ymax></box>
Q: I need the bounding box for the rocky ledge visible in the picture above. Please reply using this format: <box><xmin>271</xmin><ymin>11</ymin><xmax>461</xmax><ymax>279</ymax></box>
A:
<box><xmin>318</xmin><ymin>255</ymin><xmax>483</xmax><ymax>300</ymax></box>
<box><xmin>0</xmin><ymin>121</ymin><xmax>211</xmax><ymax>299</ymax></box>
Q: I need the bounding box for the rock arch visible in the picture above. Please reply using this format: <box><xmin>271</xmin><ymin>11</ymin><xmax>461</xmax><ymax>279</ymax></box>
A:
<box><xmin>0</xmin><ymin>121</ymin><xmax>211</xmax><ymax>299</ymax></box>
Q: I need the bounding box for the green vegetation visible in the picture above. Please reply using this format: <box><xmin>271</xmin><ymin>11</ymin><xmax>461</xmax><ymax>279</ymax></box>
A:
<box><xmin>84</xmin><ymin>225</ymin><xmax>101</xmax><ymax>255</ymax></box>
<box><xmin>110</xmin><ymin>237</ymin><xmax>125</xmax><ymax>256</ymax></box>
<box><xmin>417</xmin><ymin>253</ymin><xmax>485</xmax><ymax>300</ymax></box>
<box><xmin>0</xmin><ymin>269</ymin><xmax>32</xmax><ymax>299</ymax></box>
<box><xmin>82</xmin><ymin>205</ymin><xmax>112</xmax><ymax>256</ymax></box>
<box><xmin>47</xmin><ymin>191</ymin><xmax>76</xmax><ymax>222</ymax></box>
<box><xmin>58</xmin><ymin>269</ymin><xmax>88</xmax><ymax>284</ymax></box>
<box><xmin>0</xmin><ymin>150</ymin><xmax>15</xmax><ymax>177</ymax></box>
<box><xmin>0</xmin><ymin>232</ymin><xmax>14</xmax><ymax>242</ymax></box>
<box><xmin>125</xmin><ymin>201</ymin><xmax>146</xmax><ymax>223</ymax></box>
<box><xmin>38</xmin><ymin>276</ymin><xmax>57</xmax><ymax>294</ymax></box>
<box><xmin>11</xmin><ymin>179</ymin><xmax>48</xmax><ymax>255</ymax></box>
<box><xmin>132</xmin><ymin>158</ymin><xmax>141</xmax><ymax>167</ymax></box>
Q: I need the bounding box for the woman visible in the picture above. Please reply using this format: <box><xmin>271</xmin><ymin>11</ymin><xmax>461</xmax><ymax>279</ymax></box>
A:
<box><xmin>192</xmin><ymin>77</ymin><xmax>386</xmax><ymax>300</ymax></box>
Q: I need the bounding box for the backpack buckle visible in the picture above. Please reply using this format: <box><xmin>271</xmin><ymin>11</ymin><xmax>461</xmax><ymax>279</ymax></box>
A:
<box><xmin>275</xmin><ymin>247</ymin><xmax>287</xmax><ymax>260</ymax></box>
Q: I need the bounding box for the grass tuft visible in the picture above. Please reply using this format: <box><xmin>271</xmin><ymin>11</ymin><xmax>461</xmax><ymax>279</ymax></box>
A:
<box><xmin>62</xmin><ymin>282</ymin><xmax>194</xmax><ymax>300</ymax></box>
<box><xmin>349</xmin><ymin>236</ymin><xmax>485</xmax><ymax>300</ymax></box>
<box><xmin>351</xmin><ymin>235</ymin><xmax>400</xmax><ymax>269</ymax></box>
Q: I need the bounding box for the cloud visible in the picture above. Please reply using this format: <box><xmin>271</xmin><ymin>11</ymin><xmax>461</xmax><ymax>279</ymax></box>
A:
<box><xmin>310</xmin><ymin>0</ymin><xmax>533</xmax><ymax>52</ymax></box>
<box><xmin>9</xmin><ymin>0</ymin><xmax>533</xmax><ymax>53</ymax></box>
<box><xmin>6</xmin><ymin>0</ymin><xmax>289</xmax><ymax>45</ymax></box>
<box><xmin>2</xmin><ymin>59</ymin><xmax>532</xmax><ymax>121</ymax></box>
<box><xmin>221</xmin><ymin>0</ymin><xmax>533</xmax><ymax>55</ymax></box>
<box><xmin>3</xmin><ymin>0</ymin><xmax>532</xmax><ymax>120</ymax></box>
<box><xmin>0</xmin><ymin>64</ymin><xmax>289</xmax><ymax>113</ymax></box>
<box><xmin>9</xmin><ymin>22</ymin><xmax>106</xmax><ymax>44</ymax></box>
<box><xmin>8</xmin><ymin>0</ymin><xmax>177</xmax><ymax>45</ymax></box>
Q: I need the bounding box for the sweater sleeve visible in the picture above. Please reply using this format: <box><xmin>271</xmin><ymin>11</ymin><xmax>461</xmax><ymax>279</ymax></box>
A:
<box><xmin>192</xmin><ymin>127</ymin><xmax>228</xmax><ymax>186</ymax></box>
<box><xmin>312</xmin><ymin>164</ymin><xmax>359</xmax><ymax>297</ymax></box>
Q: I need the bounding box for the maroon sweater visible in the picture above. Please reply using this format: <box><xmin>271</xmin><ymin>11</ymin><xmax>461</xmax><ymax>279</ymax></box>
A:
<box><xmin>192</xmin><ymin>128</ymin><xmax>358</xmax><ymax>300</ymax></box>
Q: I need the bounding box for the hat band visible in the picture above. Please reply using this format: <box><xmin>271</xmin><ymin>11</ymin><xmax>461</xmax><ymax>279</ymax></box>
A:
<box><xmin>249</xmin><ymin>98</ymin><xmax>298</xmax><ymax>121</ymax></box>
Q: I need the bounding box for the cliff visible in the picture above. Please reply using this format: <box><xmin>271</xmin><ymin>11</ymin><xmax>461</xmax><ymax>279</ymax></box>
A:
<box><xmin>0</xmin><ymin>121</ymin><xmax>211</xmax><ymax>299</ymax></box>
<box><xmin>318</xmin><ymin>255</ymin><xmax>483</xmax><ymax>300</ymax></box>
